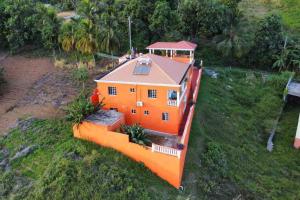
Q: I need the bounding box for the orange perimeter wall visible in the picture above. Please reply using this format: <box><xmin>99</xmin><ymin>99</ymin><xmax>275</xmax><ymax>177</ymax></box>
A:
<box><xmin>73</xmin><ymin>69</ymin><xmax>202</xmax><ymax>188</ymax></box>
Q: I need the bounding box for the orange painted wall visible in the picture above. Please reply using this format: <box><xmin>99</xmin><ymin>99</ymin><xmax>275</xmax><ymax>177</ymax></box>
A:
<box><xmin>97</xmin><ymin>67</ymin><xmax>193</xmax><ymax>135</ymax></box>
<box><xmin>172</xmin><ymin>56</ymin><xmax>190</xmax><ymax>64</ymax></box>
<box><xmin>73</xmin><ymin>105</ymin><xmax>196</xmax><ymax>188</ymax></box>
<box><xmin>73</xmin><ymin>122</ymin><xmax>182</xmax><ymax>187</ymax></box>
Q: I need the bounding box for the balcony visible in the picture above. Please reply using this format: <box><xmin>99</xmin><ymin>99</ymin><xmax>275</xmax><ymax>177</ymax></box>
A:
<box><xmin>167</xmin><ymin>99</ymin><xmax>177</xmax><ymax>106</ymax></box>
<box><xmin>167</xmin><ymin>90</ymin><xmax>178</xmax><ymax>106</ymax></box>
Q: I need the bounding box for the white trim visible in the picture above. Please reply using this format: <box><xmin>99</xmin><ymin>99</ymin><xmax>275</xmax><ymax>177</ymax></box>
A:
<box><xmin>95</xmin><ymin>80</ymin><xmax>181</xmax><ymax>87</ymax></box>
<box><xmin>179</xmin><ymin>87</ymin><xmax>187</xmax><ymax>104</ymax></box>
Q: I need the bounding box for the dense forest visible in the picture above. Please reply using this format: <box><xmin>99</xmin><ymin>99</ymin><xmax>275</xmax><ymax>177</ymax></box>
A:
<box><xmin>0</xmin><ymin>0</ymin><xmax>299</xmax><ymax>71</ymax></box>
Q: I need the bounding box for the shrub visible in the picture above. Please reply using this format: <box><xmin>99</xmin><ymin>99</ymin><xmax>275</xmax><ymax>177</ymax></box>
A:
<box><xmin>266</xmin><ymin>71</ymin><xmax>294</xmax><ymax>93</ymax></box>
<box><xmin>72</xmin><ymin>66</ymin><xmax>89</xmax><ymax>89</ymax></box>
<box><xmin>250</xmin><ymin>14</ymin><xmax>284</xmax><ymax>69</ymax></box>
<box><xmin>121</xmin><ymin>124</ymin><xmax>151</xmax><ymax>146</ymax></box>
<box><xmin>65</xmin><ymin>92</ymin><xmax>102</xmax><ymax>124</ymax></box>
<box><xmin>202</xmin><ymin>142</ymin><xmax>228</xmax><ymax>177</ymax></box>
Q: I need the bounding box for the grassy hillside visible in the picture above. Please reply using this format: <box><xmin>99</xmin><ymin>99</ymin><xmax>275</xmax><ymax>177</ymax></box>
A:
<box><xmin>1</xmin><ymin>68</ymin><xmax>299</xmax><ymax>199</ymax></box>
<box><xmin>279</xmin><ymin>0</ymin><xmax>300</xmax><ymax>33</ymax></box>
<box><xmin>240</xmin><ymin>0</ymin><xmax>300</xmax><ymax>34</ymax></box>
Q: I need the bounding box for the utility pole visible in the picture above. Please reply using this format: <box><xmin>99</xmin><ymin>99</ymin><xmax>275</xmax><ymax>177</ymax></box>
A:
<box><xmin>128</xmin><ymin>16</ymin><xmax>132</xmax><ymax>55</ymax></box>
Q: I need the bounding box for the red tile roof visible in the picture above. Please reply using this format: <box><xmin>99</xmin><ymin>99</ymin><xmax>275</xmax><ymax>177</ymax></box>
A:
<box><xmin>97</xmin><ymin>54</ymin><xmax>190</xmax><ymax>85</ymax></box>
<box><xmin>146</xmin><ymin>41</ymin><xmax>197</xmax><ymax>50</ymax></box>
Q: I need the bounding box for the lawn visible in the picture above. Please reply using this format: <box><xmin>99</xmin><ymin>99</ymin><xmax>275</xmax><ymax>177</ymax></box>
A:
<box><xmin>0</xmin><ymin>68</ymin><xmax>299</xmax><ymax>199</ymax></box>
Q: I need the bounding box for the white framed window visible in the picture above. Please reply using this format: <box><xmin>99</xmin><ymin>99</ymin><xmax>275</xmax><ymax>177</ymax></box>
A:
<box><xmin>148</xmin><ymin>89</ymin><xmax>157</xmax><ymax>98</ymax></box>
<box><xmin>108</xmin><ymin>86</ymin><xmax>117</xmax><ymax>95</ymax></box>
<box><xmin>144</xmin><ymin>110</ymin><xmax>149</xmax><ymax>115</ymax></box>
<box><xmin>162</xmin><ymin>112</ymin><xmax>169</xmax><ymax>121</ymax></box>
<box><xmin>129</xmin><ymin>88</ymin><xmax>135</xmax><ymax>93</ymax></box>
<box><xmin>131</xmin><ymin>109</ymin><xmax>136</xmax><ymax>114</ymax></box>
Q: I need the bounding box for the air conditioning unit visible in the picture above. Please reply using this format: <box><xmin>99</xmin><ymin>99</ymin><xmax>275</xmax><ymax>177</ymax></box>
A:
<box><xmin>136</xmin><ymin>101</ymin><xmax>143</xmax><ymax>107</ymax></box>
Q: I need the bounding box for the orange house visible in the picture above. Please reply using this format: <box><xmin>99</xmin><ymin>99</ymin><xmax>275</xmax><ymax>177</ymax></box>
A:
<box><xmin>95</xmin><ymin>42</ymin><xmax>197</xmax><ymax>135</ymax></box>
<box><xmin>74</xmin><ymin>41</ymin><xmax>202</xmax><ymax>188</ymax></box>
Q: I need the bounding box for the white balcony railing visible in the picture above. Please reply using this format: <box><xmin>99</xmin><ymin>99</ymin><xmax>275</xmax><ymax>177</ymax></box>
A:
<box><xmin>152</xmin><ymin>143</ymin><xmax>181</xmax><ymax>158</ymax></box>
<box><xmin>167</xmin><ymin>99</ymin><xmax>177</xmax><ymax>106</ymax></box>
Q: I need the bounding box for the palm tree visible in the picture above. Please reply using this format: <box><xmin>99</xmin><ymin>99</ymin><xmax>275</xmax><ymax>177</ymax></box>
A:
<box><xmin>75</xmin><ymin>19</ymin><xmax>97</xmax><ymax>54</ymax></box>
<box><xmin>58</xmin><ymin>22</ymin><xmax>76</xmax><ymax>52</ymax></box>
<box><xmin>213</xmin><ymin>7</ymin><xmax>248</xmax><ymax>62</ymax></box>
<box><xmin>99</xmin><ymin>7</ymin><xmax>120</xmax><ymax>61</ymax></box>
<box><xmin>273</xmin><ymin>37</ymin><xmax>300</xmax><ymax>71</ymax></box>
<box><xmin>214</xmin><ymin>25</ymin><xmax>244</xmax><ymax>59</ymax></box>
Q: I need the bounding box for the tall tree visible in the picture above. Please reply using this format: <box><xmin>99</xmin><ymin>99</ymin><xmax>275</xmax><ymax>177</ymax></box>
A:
<box><xmin>36</xmin><ymin>4</ymin><xmax>61</xmax><ymax>50</ymax></box>
<box><xmin>250</xmin><ymin>14</ymin><xmax>284</xmax><ymax>68</ymax></box>
<box><xmin>123</xmin><ymin>0</ymin><xmax>156</xmax><ymax>50</ymax></box>
<box><xmin>179</xmin><ymin>0</ymin><xmax>229</xmax><ymax>39</ymax></box>
<box><xmin>3</xmin><ymin>0</ymin><xmax>39</xmax><ymax>52</ymax></box>
<box><xmin>149</xmin><ymin>0</ymin><xmax>180</xmax><ymax>40</ymax></box>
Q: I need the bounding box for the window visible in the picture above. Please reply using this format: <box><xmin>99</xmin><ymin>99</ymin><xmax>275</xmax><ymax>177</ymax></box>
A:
<box><xmin>130</xmin><ymin>88</ymin><xmax>135</xmax><ymax>93</ymax></box>
<box><xmin>144</xmin><ymin>110</ymin><xmax>149</xmax><ymax>115</ymax></box>
<box><xmin>108</xmin><ymin>86</ymin><xmax>117</xmax><ymax>95</ymax></box>
<box><xmin>168</xmin><ymin>90</ymin><xmax>177</xmax><ymax>100</ymax></box>
<box><xmin>110</xmin><ymin>108</ymin><xmax>118</xmax><ymax>112</ymax></box>
<box><xmin>162</xmin><ymin>112</ymin><xmax>169</xmax><ymax>121</ymax></box>
<box><xmin>131</xmin><ymin>109</ymin><xmax>136</xmax><ymax>114</ymax></box>
<box><xmin>148</xmin><ymin>89</ymin><xmax>157</xmax><ymax>98</ymax></box>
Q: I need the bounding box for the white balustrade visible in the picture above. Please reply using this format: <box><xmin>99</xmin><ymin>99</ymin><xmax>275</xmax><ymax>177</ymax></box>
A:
<box><xmin>152</xmin><ymin>143</ymin><xmax>181</xmax><ymax>158</ymax></box>
<box><xmin>167</xmin><ymin>99</ymin><xmax>177</xmax><ymax>106</ymax></box>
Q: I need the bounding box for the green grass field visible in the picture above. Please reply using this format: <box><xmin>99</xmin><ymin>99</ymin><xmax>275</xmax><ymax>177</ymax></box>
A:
<box><xmin>0</xmin><ymin>68</ymin><xmax>299</xmax><ymax>199</ymax></box>
<box><xmin>239</xmin><ymin>0</ymin><xmax>300</xmax><ymax>34</ymax></box>
<box><xmin>280</xmin><ymin>0</ymin><xmax>300</xmax><ymax>32</ymax></box>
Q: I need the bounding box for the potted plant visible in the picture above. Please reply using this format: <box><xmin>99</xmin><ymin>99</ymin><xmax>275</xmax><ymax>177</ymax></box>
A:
<box><xmin>177</xmin><ymin>143</ymin><xmax>184</xmax><ymax>150</ymax></box>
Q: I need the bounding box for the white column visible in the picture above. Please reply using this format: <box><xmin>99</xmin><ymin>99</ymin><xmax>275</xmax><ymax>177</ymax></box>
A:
<box><xmin>177</xmin><ymin>91</ymin><xmax>180</xmax><ymax>107</ymax></box>
<box><xmin>189</xmin><ymin>51</ymin><xmax>192</xmax><ymax>63</ymax></box>
<box><xmin>149</xmin><ymin>49</ymin><xmax>151</xmax><ymax>54</ymax></box>
<box><xmin>294</xmin><ymin>114</ymin><xmax>300</xmax><ymax>148</ymax></box>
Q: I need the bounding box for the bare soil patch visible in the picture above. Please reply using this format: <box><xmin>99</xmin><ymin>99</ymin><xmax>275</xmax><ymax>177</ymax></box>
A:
<box><xmin>0</xmin><ymin>55</ymin><xmax>80</xmax><ymax>135</ymax></box>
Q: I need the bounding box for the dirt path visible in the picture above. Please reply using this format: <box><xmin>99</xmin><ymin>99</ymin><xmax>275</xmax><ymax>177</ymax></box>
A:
<box><xmin>0</xmin><ymin>55</ymin><xmax>78</xmax><ymax>135</ymax></box>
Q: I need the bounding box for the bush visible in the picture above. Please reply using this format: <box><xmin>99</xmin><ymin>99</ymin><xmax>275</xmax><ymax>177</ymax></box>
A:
<box><xmin>71</xmin><ymin>66</ymin><xmax>89</xmax><ymax>88</ymax></box>
<box><xmin>65</xmin><ymin>92</ymin><xmax>102</xmax><ymax>124</ymax></box>
<box><xmin>121</xmin><ymin>124</ymin><xmax>151</xmax><ymax>146</ymax></box>
<box><xmin>202</xmin><ymin>142</ymin><xmax>228</xmax><ymax>177</ymax></box>
<box><xmin>250</xmin><ymin>14</ymin><xmax>284</xmax><ymax>69</ymax></box>
<box><xmin>266</xmin><ymin>71</ymin><xmax>294</xmax><ymax>93</ymax></box>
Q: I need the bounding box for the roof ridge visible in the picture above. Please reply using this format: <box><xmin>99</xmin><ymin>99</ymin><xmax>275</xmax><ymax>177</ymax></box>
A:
<box><xmin>150</xmin><ymin>56</ymin><xmax>177</xmax><ymax>84</ymax></box>
<box><xmin>148</xmin><ymin>54</ymin><xmax>185</xmax><ymax>84</ymax></box>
